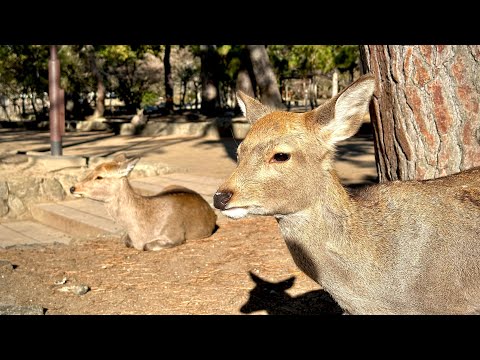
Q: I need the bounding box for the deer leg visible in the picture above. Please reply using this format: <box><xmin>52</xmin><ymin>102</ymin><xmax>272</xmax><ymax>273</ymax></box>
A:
<box><xmin>122</xmin><ymin>233</ymin><xmax>133</xmax><ymax>248</ymax></box>
<box><xmin>143</xmin><ymin>236</ymin><xmax>185</xmax><ymax>251</ymax></box>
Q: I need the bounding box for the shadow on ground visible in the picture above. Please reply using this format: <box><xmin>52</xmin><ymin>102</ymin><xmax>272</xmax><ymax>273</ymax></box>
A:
<box><xmin>240</xmin><ymin>271</ymin><xmax>343</xmax><ymax>315</ymax></box>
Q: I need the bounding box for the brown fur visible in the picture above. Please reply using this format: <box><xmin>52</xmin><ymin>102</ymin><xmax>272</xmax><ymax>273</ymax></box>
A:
<box><xmin>215</xmin><ymin>74</ymin><xmax>480</xmax><ymax>314</ymax></box>
<box><xmin>71</xmin><ymin>154</ymin><xmax>217</xmax><ymax>251</ymax></box>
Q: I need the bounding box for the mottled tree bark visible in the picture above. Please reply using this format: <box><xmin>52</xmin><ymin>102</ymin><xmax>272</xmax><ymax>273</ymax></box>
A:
<box><xmin>200</xmin><ymin>45</ymin><xmax>220</xmax><ymax>116</ymax></box>
<box><xmin>164</xmin><ymin>45</ymin><xmax>174</xmax><ymax>113</ymax></box>
<box><xmin>360</xmin><ymin>45</ymin><xmax>480</xmax><ymax>182</ymax></box>
<box><xmin>247</xmin><ymin>45</ymin><xmax>284</xmax><ymax>109</ymax></box>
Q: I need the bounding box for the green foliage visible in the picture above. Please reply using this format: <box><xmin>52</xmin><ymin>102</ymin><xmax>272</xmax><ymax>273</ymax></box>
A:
<box><xmin>98</xmin><ymin>45</ymin><xmax>162</xmax><ymax>111</ymax></box>
<box><xmin>0</xmin><ymin>45</ymin><xmax>49</xmax><ymax>95</ymax></box>
<box><xmin>267</xmin><ymin>45</ymin><xmax>359</xmax><ymax>79</ymax></box>
<box><xmin>58</xmin><ymin>45</ymin><xmax>95</xmax><ymax>95</ymax></box>
<box><xmin>332</xmin><ymin>45</ymin><xmax>359</xmax><ymax>72</ymax></box>
<box><xmin>141</xmin><ymin>91</ymin><xmax>160</xmax><ymax>107</ymax></box>
<box><xmin>0</xmin><ymin>44</ymin><xmax>360</xmax><ymax>118</ymax></box>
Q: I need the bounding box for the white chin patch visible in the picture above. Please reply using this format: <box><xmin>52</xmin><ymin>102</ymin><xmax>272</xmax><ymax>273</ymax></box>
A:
<box><xmin>222</xmin><ymin>207</ymin><xmax>249</xmax><ymax>219</ymax></box>
<box><xmin>72</xmin><ymin>193</ymin><xmax>83</xmax><ymax>198</ymax></box>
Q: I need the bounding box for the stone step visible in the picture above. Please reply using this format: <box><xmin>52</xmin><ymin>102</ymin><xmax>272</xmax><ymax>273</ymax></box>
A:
<box><xmin>31</xmin><ymin>202</ymin><xmax>123</xmax><ymax>239</ymax></box>
<box><xmin>0</xmin><ymin>220</ymin><xmax>72</xmax><ymax>248</ymax></box>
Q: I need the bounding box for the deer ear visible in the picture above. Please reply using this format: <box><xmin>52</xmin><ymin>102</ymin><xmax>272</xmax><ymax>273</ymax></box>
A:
<box><xmin>113</xmin><ymin>153</ymin><xmax>128</xmax><ymax>163</ymax></box>
<box><xmin>317</xmin><ymin>74</ymin><xmax>375</xmax><ymax>145</ymax></box>
<box><xmin>237</xmin><ymin>91</ymin><xmax>273</xmax><ymax>124</ymax></box>
<box><xmin>249</xmin><ymin>271</ymin><xmax>267</xmax><ymax>285</ymax></box>
<box><xmin>117</xmin><ymin>157</ymin><xmax>140</xmax><ymax>177</ymax></box>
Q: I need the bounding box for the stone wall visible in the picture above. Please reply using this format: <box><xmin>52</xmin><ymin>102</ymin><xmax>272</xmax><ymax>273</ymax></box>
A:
<box><xmin>0</xmin><ymin>153</ymin><xmax>173</xmax><ymax>220</ymax></box>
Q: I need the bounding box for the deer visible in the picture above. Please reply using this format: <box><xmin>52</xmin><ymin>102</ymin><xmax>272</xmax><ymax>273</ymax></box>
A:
<box><xmin>213</xmin><ymin>74</ymin><xmax>480</xmax><ymax>315</ymax></box>
<box><xmin>70</xmin><ymin>153</ymin><xmax>217</xmax><ymax>251</ymax></box>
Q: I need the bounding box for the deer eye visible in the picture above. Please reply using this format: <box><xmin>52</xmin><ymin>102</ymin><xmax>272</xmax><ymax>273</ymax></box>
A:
<box><xmin>95</xmin><ymin>176</ymin><xmax>103</xmax><ymax>180</ymax></box>
<box><xmin>271</xmin><ymin>153</ymin><xmax>290</xmax><ymax>163</ymax></box>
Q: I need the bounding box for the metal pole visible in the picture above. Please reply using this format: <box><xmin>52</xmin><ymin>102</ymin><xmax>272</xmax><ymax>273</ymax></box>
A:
<box><xmin>49</xmin><ymin>45</ymin><xmax>62</xmax><ymax>155</ymax></box>
<box><xmin>59</xmin><ymin>88</ymin><xmax>65</xmax><ymax>135</ymax></box>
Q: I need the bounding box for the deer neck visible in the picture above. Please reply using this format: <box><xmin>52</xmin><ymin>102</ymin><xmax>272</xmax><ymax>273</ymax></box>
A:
<box><xmin>275</xmin><ymin>170</ymin><xmax>357</xmax><ymax>281</ymax></box>
<box><xmin>104</xmin><ymin>178</ymin><xmax>140</xmax><ymax>226</ymax></box>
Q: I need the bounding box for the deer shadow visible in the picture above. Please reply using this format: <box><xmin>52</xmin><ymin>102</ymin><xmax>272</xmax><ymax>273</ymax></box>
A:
<box><xmin>240</xmin><ymin>271</ymin><xmax>343</xmax><ymax>315</ymax></box>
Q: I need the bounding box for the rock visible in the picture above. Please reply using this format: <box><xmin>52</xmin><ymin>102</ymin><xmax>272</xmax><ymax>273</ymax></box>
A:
<box><xmin>0</xmin><ymin>152</ymin><xmax>25</xmax><ymax>165</ymax></box>
<box><xmin>7</xmin><ymin>178</ymin><xmax>40</xmax><ymax>199</ymax></box>
<box><xmin>26</xmin><ymin>155</ymin><xmax>86</xmax><ymax>172</ymax></box>
<box><xmin>73</xmin><ymin>285</ymin><xmax>90</xmax><ymax>295</ymax></box>
<box><xmin>0</xmin><ymin>200</ymin><xmax>8</xmax><ymax>217</ymax></box>
<box><xmin>7</xmin><ymin>196</ymin><xmax>26</xmax><ymax>217</ymax></box>
<box><xmin>76</xmin><ymin>119</ymin><xmax>108</xmax><ymax>131</ymax></box>
<box><xmin>120</xmin><ymin>123</ymin><xmax>136</xmax><ymax>136</ymax></box>
<box><xmin>0</xmin><ymin>260</ymin><xmax>14</xmax><ymax>271</ymax></box>
<box><xmin>58</xmin><ymin>284</ymin><xmax>90</xmax><ymax>295</ymax></box>
<box><xmin>0</xmin><ymin>181</ymin><xmax>8</xmax><ymax>200</ymax></box>
<box><xmin>0</xmin><ymin>304</ymin><xmax>45</xmax><ymax>315</ymax></box>
<box><xmin>41</xmin><ymin>178</ymin><xmax>66</xmax><ymax>201</ymax></box>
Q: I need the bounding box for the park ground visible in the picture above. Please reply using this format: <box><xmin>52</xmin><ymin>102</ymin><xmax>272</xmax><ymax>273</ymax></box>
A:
<box><xmin>0</xmin><ymin>117</ymin><xmax>377</xmax><ymax>315</ymax></box>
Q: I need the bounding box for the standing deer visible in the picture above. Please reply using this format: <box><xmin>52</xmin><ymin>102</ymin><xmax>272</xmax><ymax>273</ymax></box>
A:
<box><xmin>70</xmin><ymin>153</ymin><xmax>217</xmax><ymax>251</ymax></box>
<box><xmin>214</xmin><ymin>74</ymin><xmax>480</xmax><ymax>315</ymax></box>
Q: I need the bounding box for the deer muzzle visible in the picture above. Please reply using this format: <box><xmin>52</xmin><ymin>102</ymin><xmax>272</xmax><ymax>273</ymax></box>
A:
<box><xmin>213</xmin><ymin>191</ymin><xmax>232</xmax><ymax>210</ymax></box>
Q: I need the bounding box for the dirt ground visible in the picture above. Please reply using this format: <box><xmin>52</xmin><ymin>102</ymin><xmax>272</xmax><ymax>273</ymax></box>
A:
<box><xmin>0</xmin><ymin>121</ymin><xmax>376</xmax><ymax>315</ymax></box>
<box><xmin>0</xmin><ymin>216</ymin><xmax>343</xmax><ymax>315</ymax></box>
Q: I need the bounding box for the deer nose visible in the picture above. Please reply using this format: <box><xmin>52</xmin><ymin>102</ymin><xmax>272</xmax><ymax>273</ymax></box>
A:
<box><xmin>213</xmin><ymin>191</ymin><xmax>232</xmax><ymax>210</ymax></box>
<box><xmin>70</xmin><ymin>186</ymin><xmax>75</xmax><ymax>194</ymax></box>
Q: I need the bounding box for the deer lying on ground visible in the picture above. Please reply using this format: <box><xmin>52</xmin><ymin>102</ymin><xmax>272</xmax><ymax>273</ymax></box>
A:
<box><xmin>214</xmin><ymin>74</ymin><xmax>480</xmax><ymax>315</ymax></box>
<box><xmin>70</xmin><ymin>154</ymin><xmax>217</xmax><ymax>251</ymax></box>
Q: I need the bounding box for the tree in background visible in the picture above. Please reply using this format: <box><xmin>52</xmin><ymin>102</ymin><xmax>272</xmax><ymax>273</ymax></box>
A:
<box><xmin>0</xmin><ymin>46</ymin><xmax>20</xmax><ymax>120</ymax></box>
<box><xmin>265</xmin><ymin>45</ymin><xmax>360</xmax><ymax>111</ymax></box>
<box><xmin>199</xmin><ymin>45</ymin><xmax>221</xmax><ymax>116</ymax></box>
<box><xmin>173</xmin><ymin>46</ymin><xmax>201</xmax><ymax>109</ymax></box>
<box><xmin>99</xmin><ymin>45</ymin><xmax>162</xmax><ymax>113</ymax></box>
<box><xmin>360</xmin><ymin>45</ymin><xmax>480</xmax><ymax>181</ymax></box>
<box><xmin>82</xmin><ymin>45</ymin><xmax>106</xmax><ymax>120</ymax></box>
<box><xmin>235</xmin><ymin>46</ymin><xmax>256</xmax><ymax>97</ymax></box>
<box><xmin>0</xmin><ymin>45</ymin><xmax>362</xmax><ymax>121</ymax></box>
<box><xmin>58</xmin><ymin>45</ymin><xmax>96</xmax><ymax>119</ymax></box>
<box><xmin>247</xmin><ymin>45</ymin><xmax>284</xmax><ymax>108</ymax></box>
<box><xmin>0</xmin><ymin>45</ymin><xmax>50</xmax><ymax>119</ymax></box>
<box><xmin>163</xmin><ymin>45</ymin><xmax>174</xmax><ymax>113</ymax></box>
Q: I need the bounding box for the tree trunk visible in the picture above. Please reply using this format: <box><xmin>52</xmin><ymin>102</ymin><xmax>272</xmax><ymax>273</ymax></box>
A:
<box><xmin>236</xmin><ymin>69</ymin><xmax>255</xmax><ymax>97</ymax></box>
<box><xmin>200</xmin><ymin>45</ymin><xmax>220</xmax><ymax>116</ymax></box>
<box><xmin>164</xmin><ymin>45</ymin><xmax>174</xmax><ymax>113</ymax></box>
<box><xmin>246</xmin><ymin>45</ymin><xmax>284</xmax><ymax>109</ymax></box>
<box><xmin>181</xmin><ymin>79</ymin><xmax>187</xmax><ymax>108</ymax></box>
<box><xmin>236</xmin><ymin>47</ymin><xmax>256</xmax><ymax>99</ymax></box>
<box><xmin>87</xmin><ymin>47</ymin><xmax>105</xmax><ymax>120</ymax></box>
<box><xmin>193</xmin><ymin>81</ymin><xmax>199</xmax><ymax>110</ymax></box>
<box><xmin>30</xmin><ymin>92</ymin><xmax>38</xmax><ymax>118</ymax></box>
<box><xmin>84</xmin><ymin>49</ymin><xmax>105</xmax><ymax>120</ymax></box>
<box><xmin>360</xmin><ymin>45</ymin><xmax>480</xmax><ymax>182</ymax></box>
<box><xmin>1</xmin><ymin>103</ymin><xmax>10</xmax><ymax>121</ymax></box>
<box><xmin>21</xmin><ymin>95</ymin><xmax>26</xmax><ymax>116</ymax></box>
